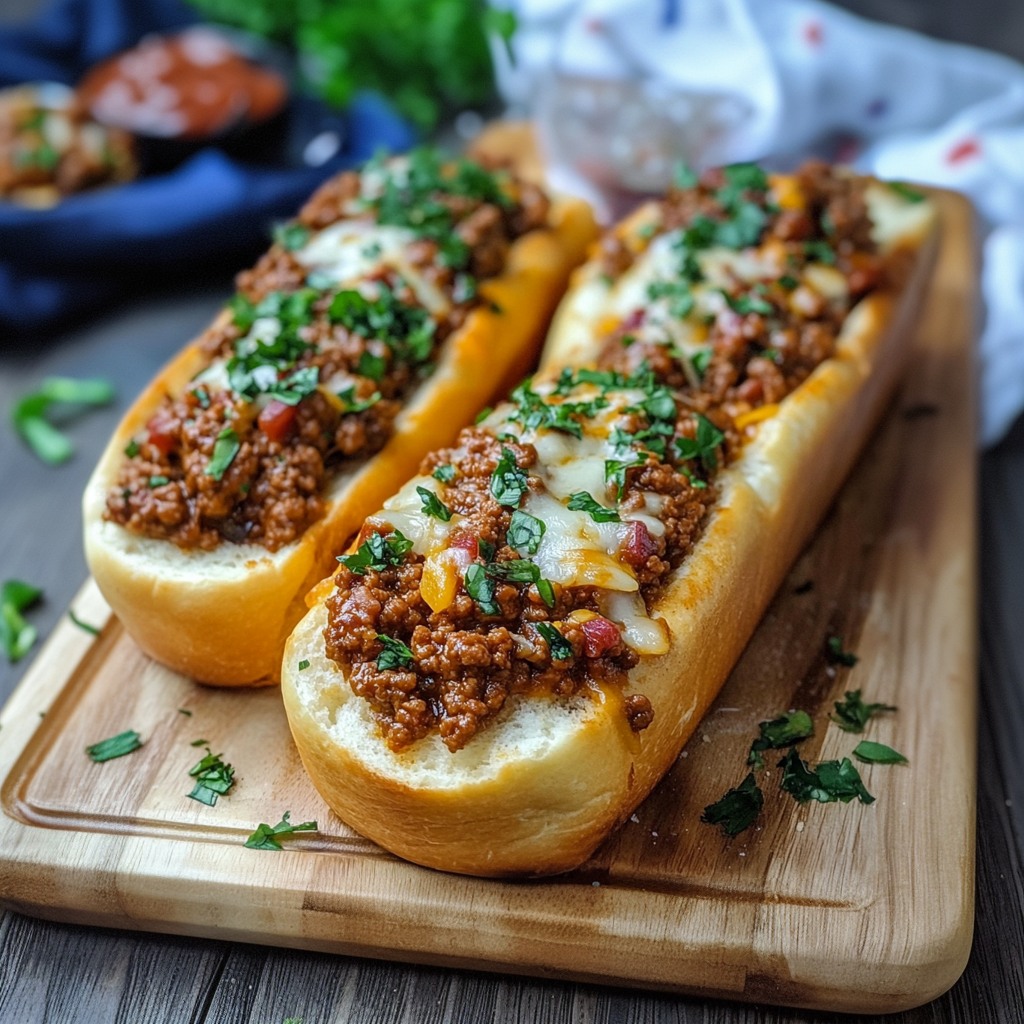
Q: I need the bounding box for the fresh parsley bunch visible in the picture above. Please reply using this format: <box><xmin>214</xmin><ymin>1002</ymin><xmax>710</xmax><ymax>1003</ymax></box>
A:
<box><xmin>186</xmin><ymin>0</ymin><xmax>515</xmax><ymax>130</ymax></box>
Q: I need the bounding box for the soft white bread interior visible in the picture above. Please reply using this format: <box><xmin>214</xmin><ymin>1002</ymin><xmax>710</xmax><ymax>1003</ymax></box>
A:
<box><xmin>281</xmin><ymin>180</ymin><xmax>939</xmax><ymax>875</ymax></box>
<box><xmin>83</xmin><ymin>196</ymin><xmax>597</xmax><ymax>686</ymax></box>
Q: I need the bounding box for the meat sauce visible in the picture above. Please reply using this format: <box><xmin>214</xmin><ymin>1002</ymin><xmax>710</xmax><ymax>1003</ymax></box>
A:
<box><xmin>105</xmin><ymin>149</ymin><xmax>551</xmax><ymax>551</ymax></box>
<box><xmin>323</xmin><ymin>161</ymin><xmax>906</xmax><ymax>752</ymax></box>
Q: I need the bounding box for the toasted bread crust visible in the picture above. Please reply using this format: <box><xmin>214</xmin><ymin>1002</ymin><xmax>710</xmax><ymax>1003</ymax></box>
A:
<box><xmin>83</xmin><ymin>196</ymin><xmax>598</xmax><ymax>686</ymax></box>
<box><xmin>281</xmin><ymin>181</ymin><xmax>939</xmax><ymax>876</ymax></box>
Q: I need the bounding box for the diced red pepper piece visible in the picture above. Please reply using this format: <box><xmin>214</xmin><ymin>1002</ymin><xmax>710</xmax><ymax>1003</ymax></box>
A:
<box><xmin>257</xmin><ymin>399</ymin><xmax>297</xmax><ymax>444</ymax></box>
<box><xmin>582</xmin><ymin>616</ymin><xmax>621</xmax><ymax>658</ymax></box>
<box><xmin>620</xmin><ymin>520</ymin><xmax>658</xmax><ymax>567</ymax></box>
<box><xmin>449</xmin><ymin>532</ymin><xmax>479</xmax><ymax>561</ymax></box>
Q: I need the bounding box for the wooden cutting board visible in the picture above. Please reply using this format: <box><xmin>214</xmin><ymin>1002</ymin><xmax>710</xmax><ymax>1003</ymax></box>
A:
<box><xmin>0</xmin><ymin>191</ymin><xmax>976</xmax><ymax>1015</ymax></box>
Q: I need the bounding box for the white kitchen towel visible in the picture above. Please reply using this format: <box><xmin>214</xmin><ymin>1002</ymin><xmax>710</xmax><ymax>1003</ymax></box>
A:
<box><xmin>493</xmin><ymin>0</ymin><xmax>1024</xmax><ymax>445</ymax></box>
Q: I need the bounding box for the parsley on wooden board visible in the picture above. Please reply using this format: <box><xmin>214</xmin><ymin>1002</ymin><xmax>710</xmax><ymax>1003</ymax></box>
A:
<box><xmin>188</xmin><ymin>747</ymin><xmax>237</xmax><ymax>806</ymax></box>
<box><xmin>830</xmin><ymin>689</ymin><xmax>897</xmax><ymax>732</ymax></box>
<box><xmin>777</xmin><ymin>749</ymin><xmax>875</xmax><ymax>805</ymax></box>
<box><xmin>825</xmin><ymin>635</ymin><xmax>859</xmax><ymax>667</ymax></box>
<box><xmin>701</xmin><ymin>773</ymin><xmax>764</xmax><ymax>837</ymax></box>
<box><xmin>853</xmin><ymin>740</ymin><xmax>908</xmax><ymax>765</ymax></box>
<box><xmin>747</xmin><ymin>710</ymin><xmax>814</xmax><ymax>769</ymax></box>
<box><xmin>244</xmin><ymin>811</ymin><xmax>318</xmax><ymax>851</ymax></box>
<box><xmin>86</xmin><ymin>730</ymin><xmax>143</xmax><ymax>763</ymax></box>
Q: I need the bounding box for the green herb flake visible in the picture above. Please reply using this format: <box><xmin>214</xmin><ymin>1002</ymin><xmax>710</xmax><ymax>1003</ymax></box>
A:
<box><xmin>356</xmin><ymin>350</ymin><xmax>387</xmax><ymax>382</ymax></box>
<box><xmin>205</xmin><ymin>427</ymin><xmax>240</xmax><ymax>481</ymax></box>
<box><xmin>68</xmin><ymin>609</ymin><xmax>101</xmax><ymax>636</ymax></box>
<box><xmin>825</xmin><ymin>635</ymin><xmax>859</xmax><ymax>667</ymax></box>
<box><xmin>244</xmin><ymin>811</ymin><xmax>318</xmax><ymax>851</ymax></box>
<box><xmin>674</xmin><ymin>414</ymin><xmax>725</xmax><ymax>473</ymax></box>
<box><xmin>188</xmin><ymin>747</ymin><xmax>236</xmax><ymax>806</ymax></box>
<box><xmin>339</xmin><ymin>531</ymin><xmax>413</xmax><ymax>575</ymax></box>
<box><xmin>298</xmin><ymin>659</ymin><xmax>310</xmax><ymax>672</ymax></box>
<box><xmin>507</xmin><ymin>509</ymin><xmax>545</xmax><ymax>555</ymax></box>
<box><xmin>123</xmin><ymin>438</ymin><xmax>141</xmax><ymax>458</ymax></box>
<box><xmin>376</xmin><ymin>634</ymin><xmax>414</xmax><ymax>671</ymax></box>
<box><xmin>273</xmin><ymin>221</ymin><xmax>311</xmax><ymax>251</ymax></box>
<box><xmin>853</xmin><ymin>740</ymin><xmax>908</xmax><ymax>765</ymax></box>
<box><xmin>432</xmin><ymin>463</ymin><xmax>456</xmax><ymax>483</ymax></box>
<box><xmin>417</xmin><ymin>485</ymin><xmax>452</xmax><ymax>522</ymax></box>
<box><xmin>567</xmin><ymin>491</ymin><xmax>621</xmax><ymax>523</ymax></box>
<box><xmin>12</xmin><ymin>376</ymin><xmax>115</xmax><ymax>465</ymax></box>
<box><xmin>830</xmin><ymin>689</ymin><xmax>897</xmax><ymax>733</ymax></box>
<box><xmin>701</xmin><ymin>772</ymin><xmax>764</xmax><ymax>837</ymax></box>
<box><xmin>747</xmin><ymin>710</ymin><xmax>813</xmax><ymax>766</ymax></box>
<box><xmin>464</xmin><ymin>564</ymin><xmax>500</xmax><ymax>616</ymax></box>
<box><xmin>148</xmin><ymin>475</ymin><xmax>170</xmax><ymax>488</ymax></box>
<box><xmin>86</xmin><ymin>730</ymin><xmax>143</xmax><ymax>763</ymax></box>
<box><xmin>490</xmin><ymin>447</ymin><xmax>528</xmax><ymax>507</ymax></box>
<box><xmin>1</xmin><ymin>578</ymin><xmax>42</xmax><ymax>663</ymax></box>
<box><xmin>537</xmin><ymin>621</ymin><xmax>573</xmax><ymax>662</ymax></box>
<box><xmin>778</xmin><ymin>749</ymin><xmax>875</xmax><ymax>805</ymax></box>
<box><xmin>888</xmin><ymin>181</ymin><xmax>926</xmax><ymax>204</ymax></box>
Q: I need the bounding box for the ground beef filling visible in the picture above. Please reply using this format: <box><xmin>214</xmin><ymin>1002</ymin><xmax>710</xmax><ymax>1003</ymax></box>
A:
<box><xmin>105</xmin><ymin>159</ymin><xmax>549</xmax><ymax>552</ymax></box>
<box><xmin>324</xmin><ymin>162</ymin><xmax>889</xmax><ymax>752</ymax></box>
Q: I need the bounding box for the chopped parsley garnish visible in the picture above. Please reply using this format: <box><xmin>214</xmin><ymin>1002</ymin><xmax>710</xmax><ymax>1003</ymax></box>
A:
<box><xmin>205</xmin><ymin>427</ymin><xmax>240</xmax><ymax>481</ymax></box>
<box><xmin>363</xmin><ymin>148</ymin><xmax>511</xmax><ymax>269</ymax></box>
<box><xmin>432</xmin><ymin>463</ymin><xmax>456</xmax><ymax>483</ymax></box>
<box><xmin>338</xmin><ymin>530</ymin><xmax>413</xmax><ymax>575</ymax></box>
<box><xmin>376</xmin><ymin>634</ymin><xmax>414</xmax><ymax>670</ymax></box>
<box><xmin>853</xmin><ymin>740</ymin><xmax>908</xmax><ymax>765</ymax></box>
<box><xmin>86</xmin><ymin>730</ymin><xmax>143</xmax><ymax>763</ymax></box>
<box><xmin>1</xmin><ymin>578</ymin><xmax>42</xmax><ymax>663</ymax></box>
<box><xmin>672</xmin><ymin>162</ymin><xmax>699</xmax><ymax>189</ymax></box>
<box><xmin>825</xmin><ymin>635</ymin><xmax>859</xmax><ymax>667</ymax></box>
<box><xmin>273</xmin><ymin>221</ymin><xmax>311</xmax><ymax>251</ymax></box>
<box><xmin>604</xmin><ymin>453</ymin><xmax>647</xmax><ymax>502</ymax></box>
<box><xmin>265</xmin><ymin>365</ymin><xmax>320</xmax><ymax>406</ymax></box>
<box><xmin>68</xmin><ymin>610</ymin><xmax>101</xmax><ymax>636</ymax></box>
<box><xmin>888</xmin><ymin>181</ymin><xmax>926</xmax><ymax>204</ymax></box>
<box><xmin>464</xmin><ymin>563</ymin><xmax>500</xmax><ymax>615</ymax></box>
<box><xmin>12</xmin><ymin>376</ymin><xmax>115</xmax><ymax>465</ymax></box>
<box><xmin>417</xmin><ymin>485</ymin><xmax>452</xmax><ymax>521</ymax></box>
<box><xmin>244</xmin><ymin>811</ymin><xmax>318</xmax><ymax>850</ymax></box>
<box><xmin>830</xmin><ymin>689</ymin><xmax>897</xmax><ymax>733</ymax></box>
<box><xmin>537</xmin><ymin>622</ymin><xmax>573</xmax><ymax>662</ymax></box>
<box><xmin>297</xmin><ymin>659</ymin><xmax>310</xmax><ymax>671</ymax></box>
<box><xmin>490</xmin><ymin>447</ymin><xmax>528</xmax><ymax>507</ymax></box>
<box><xmin>356</xmin><ymin>350</ymin><xmax>387</xmax><ymax>381</ymax></box>
<box><xmin>188</xmin><ymin>747</ymin><xmax>236</xmax><ymax>806</ymax></box>
<box><xmin>701</xmin><ymin>772</ymin><xmax>764</xmax><ymax>837</ymax></box>
<box><xmin>647</xmin><ymin>279</ymin><xmax>695</xmax><ymax>319</ymax></box>
<box><xmin>691</xmin><ymin>348</ymin><xmax>713</xmax><ymax>378</ymax></box>
<box><xmin>508</xmin><ymin>378</ymin><xmax>608</xmax><ymax>439</ymax></box>
<box><xmin>804</xmin><ymin>240</ymin><xmax>836</xmax><ymax>265</ymax></box>
<box><xmin>148</xmin><ymin>475</ymin><xmax>170</xmax><ymax>488</ymax></box>
<box><xmin>777</xmin><ymin>749</ymin><xmax>875</xmax><ymax>805</ymax></box>
<box><xmin>567</xmin><ymin>491</ymin><xmax>621</xmax><ymax>523</ymax></box>
<box><xmin>674</xmin><ymin>414</ymin><xmax>725</xmax><ymax>473</ymax></box>
<box><xmin>479</xmin><ymin>559</ymin><xmax>555</xmax><ymax>606</ymax></box>
<box><xmin>724</xmin><ymin>290</ymin><xmax>774</xmax><ymax>316</ymax></box>
<box><xmin>779</xmin><ymin>274</ymin><xmax>799</xmax><ymax>291</ymax></box>
<box><xmin>123</xmin><ymin>439</ymin><xmax>140</xmax><ymax>458</ymax></box>
<box><xmin>336</xmin><ymin>386</ymin><xmax>381</xmax><ymax>414</ymax></box>
<box><xmin>747</xmin><ymin>710</ymin><xmax>813</xmax><ymax>768</ymax></box>
<box><xmin>507</xmin><ymin>509</ymin><xmax>545</xmax><ymax>555</ymax></box>
<box><xmin>328</xmin><ymin>286</ymin><xmax>436</xmax><ymax>367</ymax></box>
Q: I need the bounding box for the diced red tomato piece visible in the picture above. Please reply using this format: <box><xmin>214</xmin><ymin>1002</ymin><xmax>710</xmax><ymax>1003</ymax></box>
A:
<box><xmin>582</xmin><ymin>616</ymin><xmax>621</xmax><ymax>658</ymax></box>
<box><xmin>145</xmin><ymin>411</ymin><xmax>177</xmax><ymax>456</ymax></box>
<box><xmin>620</xmin><ymin>520</ymin><xmax>658</xmax><ymax>567</ymax></box>
<box><xmin>622</xmin><ymin>307</ymin><xmax>646</xmax><ymax>332</ymax></box>
<box><xmin>258</xmin><ymin>400</ymin><xmax>297</xmax><ymax>444</ymax></box>
<box><xmin>449</xmin><ymin>532</ymin><xmax>479</xmax><ymax>561</ymax></box>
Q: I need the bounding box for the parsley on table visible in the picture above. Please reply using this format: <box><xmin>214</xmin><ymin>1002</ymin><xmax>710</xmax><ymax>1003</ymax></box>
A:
<box><xmin>830</xmin><ymin>689</ymin><xmax>896</xmax><ymax>733</ymax></box>
<box><xmin>12</xmin><ymin>376</ymin><xmax>115</xmax><ymax>465</ymax></box>
<box><xmin>747</xmin><ymin>710</ymin><xmax>814</xmax><ymax>768</ymax></box>
<box><xmin>777</xmin><ymin>749</ymin><xmax>875</xmax><ymax>805</ymax></box>
<box><xmin>188</xmin><ymin>747</ymin><xmax>236</xmax><ymax>806</ymax></box>
<box><xmin>1</xmin><ymin>578</ymin><xmax>42</xmax><ymax>663</ymax></box>
<box><xmin>86</xmin><ymin>730</ymin><xmax>143</xmax><ymax>763</ymax></box>
<box><xmin>537</xmin><ymin>622</ymin><xmax>573</xmax><ymax>662</ymax></box>
<box><xmin>825</xmin><ymin>635</ymin><xmax>859</xmax><ymax>667</ymax></box>
<box><xmin>244</xmin><ymin>811</ymin><xmax>318</xmax><ymax>851</ymax></box>
<box><xmin>338</xmin><ymin>531</ymin><xmax>413</xmax><ymax>575</ymax></box>
<box><xmin>68</xmin><ymin>609</ymin><xmax>101</xmax><ymax>636</ymax></box>
<box><xmin>376</xmin><ymin>634</ymin><xmax>414</xmax><ymax>671</ymax></box>
<box><xmin>701</xmin><ymin>772</ymin><xmax>764</xmax><ymax>837</ymax></box>
<box><xmin>853</xmin><ymin>740</ymin><xmax>908</xmax><ymax>765</ymax></box>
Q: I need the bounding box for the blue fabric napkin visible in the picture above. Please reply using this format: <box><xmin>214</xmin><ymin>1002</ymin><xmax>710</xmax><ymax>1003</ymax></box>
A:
<box><xmin>0</xmin><ymin>0</ymin><xmax>416</xmax><ymax>332</ymax></box>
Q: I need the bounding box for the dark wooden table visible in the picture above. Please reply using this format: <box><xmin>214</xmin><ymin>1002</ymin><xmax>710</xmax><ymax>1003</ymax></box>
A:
<box><xmin>2</xmin><ymin>3</ymin><xmax>1024</xmax><ymax>1022</ymax></box>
